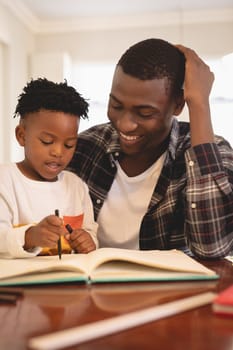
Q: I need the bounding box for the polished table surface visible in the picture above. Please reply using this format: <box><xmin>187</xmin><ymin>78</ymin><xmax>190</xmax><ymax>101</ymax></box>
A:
<box><xmin>0</xmin><ymin>258</ymin><xmax>233</xmax><ymax>350</ymax></box>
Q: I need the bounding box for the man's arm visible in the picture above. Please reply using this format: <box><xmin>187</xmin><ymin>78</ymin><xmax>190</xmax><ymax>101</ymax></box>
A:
<box><xmin>176</xmin><ymin>45</ymin><xmax>215</xmax><ymax>146</ymax></box>
<box><xmin>177</xmin><ymin>45</ymin><xmax>233</xmax><ymax>258</ymax></box>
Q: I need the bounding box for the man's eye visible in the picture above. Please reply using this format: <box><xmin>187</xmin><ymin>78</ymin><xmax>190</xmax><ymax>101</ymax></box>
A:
<box><xmin>111</xmin><ymin>104</ymin><xmax>123</xmax><ymax>110</ymax></box>
<box><xmin>139</xmin><ymin>113</ymin><xmax>154</xmax><ymax>118</ymax></box>
<box><xmin>137</xmin><ymin>109</ymin><xmax>158</xmax><ymax>118</ymax></box>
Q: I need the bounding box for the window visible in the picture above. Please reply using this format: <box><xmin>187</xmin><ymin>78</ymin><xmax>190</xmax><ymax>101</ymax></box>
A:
<box><xmin>208</xmin><ymin>53</ymin><xmax>233</xmax><ymax>146</ymax></box>
<box><xmin>72</xmin><ymin>63</ymin><xmax>115</xmax><ymax>132</ymax></box>
<box><xmin>72</xmin><ymin>56</ymin><xmax>233</xmax><ymax>147</ymax></box>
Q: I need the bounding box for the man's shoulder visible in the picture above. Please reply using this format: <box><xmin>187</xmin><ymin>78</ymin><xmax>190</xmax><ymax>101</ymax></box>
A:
<box><xmin>79</xmin><ymin>122</ymin><xmax>114</xmax><ymax>141</ymax></box>
<box><xmin>177</xmin><ymin>121</ymin><xmax>190</xmax><ymax>133</ymax></box>
<box><xmin>77</xmin><ymin>122</ymin><xmax>118</xmax><ymax>154</ymax></box>
<box><xmin>170</xmin><ymin>120</ymin><xmax>191</xmax><ymax>151</ymax></box>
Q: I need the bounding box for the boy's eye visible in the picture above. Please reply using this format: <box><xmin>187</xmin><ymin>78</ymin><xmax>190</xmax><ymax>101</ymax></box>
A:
<box><xmin>40</xmin><ymin>139</ymin><xmax>53</xmax><ymax>145</ymax></box>
<box><xmin>64</xmin><ymin>144</ymin><xmax>75</xmax><ymax>149</ymax></box>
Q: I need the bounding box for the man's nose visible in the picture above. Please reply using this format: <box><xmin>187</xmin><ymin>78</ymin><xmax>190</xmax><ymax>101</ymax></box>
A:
<box><xmin>117</xmin><ymin>112</ymin><xmax>138</xmax><ymax>132</ymax></box>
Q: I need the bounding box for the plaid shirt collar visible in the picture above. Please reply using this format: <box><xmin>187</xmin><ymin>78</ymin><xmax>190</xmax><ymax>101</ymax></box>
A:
<box><xmin>105</xmin><ymin>117</ymin><xmax>182</xmax><ymax>164</ymax></box>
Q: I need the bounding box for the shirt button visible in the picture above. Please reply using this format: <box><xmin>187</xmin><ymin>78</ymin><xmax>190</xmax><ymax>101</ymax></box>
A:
<box><xmin>96</xmin><ymin>199</ymin><xmax>101</xmax><ymax>204</ymax></box>
<box><xmin>189</xmin><ymin>160</ymin><xmax>194</xmax><ymax>167</ymax></box>
<box><xmin>191</xmin><ymin>203</ymin><xmax>196</xmax><ymax>209</ymax></box>
<box><xmin>115</xmin><ymin>152</ymin><xmax>119</xmax><ymax>157</ymax></box>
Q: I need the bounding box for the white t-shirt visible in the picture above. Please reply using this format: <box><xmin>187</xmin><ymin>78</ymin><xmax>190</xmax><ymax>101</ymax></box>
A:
<box><xmin>97</xmin><ymin>152</ymin><xmax>166</xmax><ymax>249</ymax></box>
<box><xmin>0</xmin><ymin>163</ymin><xmax>98</xmax><ymax>258</ymax></box>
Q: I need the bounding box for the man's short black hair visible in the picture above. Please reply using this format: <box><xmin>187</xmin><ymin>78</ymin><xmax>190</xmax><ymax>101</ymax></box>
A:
<box><xmin>117</xmin><ymin>38</ymin><xmax>185</xmax><ymax>95</ymax></box>
<box><xmin>13</xmin><ymin>78</ymin><xmax>89</xmax><ymax>119</ymax></box>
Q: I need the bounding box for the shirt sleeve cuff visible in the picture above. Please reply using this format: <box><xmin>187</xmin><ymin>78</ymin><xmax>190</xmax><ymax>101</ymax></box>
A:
<box><xmin>6</xmin><ymin>224</ymin><xmax>42</xmax><ymax>258</ymax></box>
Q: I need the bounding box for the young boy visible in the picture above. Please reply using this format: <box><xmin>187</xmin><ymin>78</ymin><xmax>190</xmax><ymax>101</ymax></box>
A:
<box><xmin>0</xmin><ymin>78</ymin><xmax>98</xmax><ymax>258</ymax></box>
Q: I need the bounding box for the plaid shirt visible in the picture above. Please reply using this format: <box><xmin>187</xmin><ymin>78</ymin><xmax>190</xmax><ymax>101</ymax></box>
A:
<box><xmin>68</xmin><ymin>119</ymin><xmax>233</xmax><ymax>258</ymax></box>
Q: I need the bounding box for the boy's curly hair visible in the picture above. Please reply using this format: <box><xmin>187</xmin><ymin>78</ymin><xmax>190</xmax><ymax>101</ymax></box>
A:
<box><xmin>13</xmin><ymin>78</ymin><xmax>89</xmax><ymax>119</ymax></box>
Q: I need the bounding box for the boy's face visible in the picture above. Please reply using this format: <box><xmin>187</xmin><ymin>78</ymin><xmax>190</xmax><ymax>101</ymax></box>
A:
<box><xmin>108</xmin><ymin>66</ymin><xmax>184</xmax><ymax>159</ymax></box>
<box><xmin>15</xmin><ymin>109</ymin><xmax>79</xmax><ymax>181</ymax></box>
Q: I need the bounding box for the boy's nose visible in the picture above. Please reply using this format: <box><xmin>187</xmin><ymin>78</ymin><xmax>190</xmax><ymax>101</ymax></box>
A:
<box><xmin>51</xmin><ymin>144</ymin><xmax>63</xmax><ymax>157</ymax></box>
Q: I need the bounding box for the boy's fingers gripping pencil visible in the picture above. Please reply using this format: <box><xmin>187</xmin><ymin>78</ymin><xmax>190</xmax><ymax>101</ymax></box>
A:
<box><xmin>65</xmin><ymin>223</ymin><xmax>75</xmax><ymax>253</ymax></box>
<box><xmin>55</xmin><ymin>209</ymin><xmax>62</xmax><ymax>260</ymax></box>
<box><xmin>65</xmin><ymin>224</ymin><xmax>73</xmax><ymax>234</ymax></box>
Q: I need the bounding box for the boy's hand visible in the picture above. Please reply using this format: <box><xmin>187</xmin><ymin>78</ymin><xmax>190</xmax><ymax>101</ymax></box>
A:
<box><xmin>24</xmin><ymin>215</ymin><xmax>65</xmax><ymax>250</ymax></box>
<box><xmin>65</xmin><ymin>229</ymin><xmax>96</xmax><ymax>253</ymax></box>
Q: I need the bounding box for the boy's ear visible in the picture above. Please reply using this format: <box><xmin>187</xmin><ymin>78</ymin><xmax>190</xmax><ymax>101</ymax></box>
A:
<box><xmin>15</xmin><ymin>124</ymin><xmax>26</xmax><ymax>146</ymax></box>
<box><xmin>173</xmin><ymin>90</ymin><xmax>185</xmax><ymax>116</ymax></box>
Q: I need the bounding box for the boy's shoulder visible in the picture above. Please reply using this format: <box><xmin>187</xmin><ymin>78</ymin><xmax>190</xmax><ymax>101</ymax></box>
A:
<box><xmin>61</xmin><ymin>169</ymin><xmax>87</xmax><ymax>186</ymax></box>
<box><xmin>0</xmin><ymin>163</ymin><xmax>19</xmax><ymax>189</ymax></box>
<box><xmin>60</xmin><ymin>170</ymin><xmax>89</xmax><ymax>197</ymax></box>
<box><xmin>0</xmin><ymin>162</ymin><xmax>16</xmax><ymax>176</ymax></box>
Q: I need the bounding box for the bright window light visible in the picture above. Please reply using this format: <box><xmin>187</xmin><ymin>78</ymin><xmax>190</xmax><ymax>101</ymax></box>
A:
<box><xmin>72</xmin><ymin>57</ymin><xmax>233</xmax><ymax>146</ymax></box>
<box><xmin>207</xmin><ymin>53</ymin><xmax>233</xmax><ymax>146</ymax></box>
<box><xmin>72</xmin><ymin>63</ymin><xmax>115</xmax><ymax>132</ymax></box>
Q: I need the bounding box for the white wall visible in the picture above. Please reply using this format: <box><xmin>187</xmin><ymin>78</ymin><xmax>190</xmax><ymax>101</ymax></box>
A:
<box><xmin>32</xmin><ymin>16</ymin><xmax>233</xmax><ymax>142</ymax></box>
<box><xmin>0</xmin><ymin>3</ymin><xmax>35</xmax><ymax>162</ymax></box>
<box><xmin>30</xmin><ymin>52</ymin><xmax>72</xmax><ymax>83</ymax></box>
<box><xmin>34</xmin><ymin>20</ymin><xmax>233</xmax><ymax>60</ymax></box>
<box><xmin>0</xmin><ymin>4</ymin><xmax>232</xmax><ymax>161</ymax></box>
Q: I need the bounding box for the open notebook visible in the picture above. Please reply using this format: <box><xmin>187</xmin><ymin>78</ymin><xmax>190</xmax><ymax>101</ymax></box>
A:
<box><xmin>0</xmin><ymin>247</ymin><xmax>219</xmax><ymax>286</ymax></box>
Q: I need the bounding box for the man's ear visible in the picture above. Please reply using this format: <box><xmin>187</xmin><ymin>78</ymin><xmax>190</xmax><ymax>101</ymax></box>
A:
<box><xmin>15</xmin><ymin>124</ymin><xmax>26</xmax><ymax>146</ymax></box>
<box><xmin>173</xmin><ymin>90</ymin><xmax>185</xmax><ymax>116</ymax></box>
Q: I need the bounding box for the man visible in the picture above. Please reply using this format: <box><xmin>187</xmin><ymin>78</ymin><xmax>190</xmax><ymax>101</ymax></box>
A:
<box><xmin>68</xmin><ymin>38</ymin><xmax>233</xmax><ymax>258</ymax></box>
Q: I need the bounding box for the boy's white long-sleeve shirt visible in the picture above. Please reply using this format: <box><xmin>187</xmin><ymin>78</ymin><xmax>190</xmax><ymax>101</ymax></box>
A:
<box><xmin>0</xmin><ymin>163</ymin><xmax>98</xmax><ymax>258</ymax></box>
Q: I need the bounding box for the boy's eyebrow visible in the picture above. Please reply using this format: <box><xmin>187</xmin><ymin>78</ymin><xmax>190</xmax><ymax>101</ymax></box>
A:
<box><xmin>40</xmin><ymin>131</ymin><xmax>78</xmax><ymax>140</ymax></box>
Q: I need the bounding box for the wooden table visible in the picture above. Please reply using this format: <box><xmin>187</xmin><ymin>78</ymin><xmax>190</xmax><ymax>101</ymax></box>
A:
<box><xmin>0</xmin><ymin>258</ymin><xmax>233</xmax><ymax>350</ymax></box>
